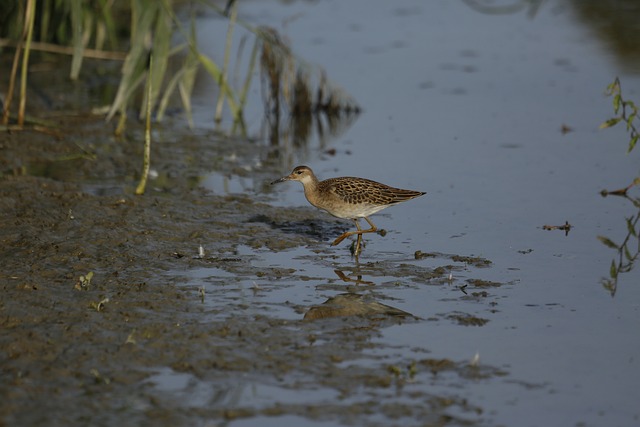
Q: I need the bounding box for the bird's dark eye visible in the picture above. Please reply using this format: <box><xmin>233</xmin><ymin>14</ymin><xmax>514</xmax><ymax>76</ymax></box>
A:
<box><xmin>296</xmin><ymin>170</ymin><xmax>303</xmax><ymax>175</ymax></box>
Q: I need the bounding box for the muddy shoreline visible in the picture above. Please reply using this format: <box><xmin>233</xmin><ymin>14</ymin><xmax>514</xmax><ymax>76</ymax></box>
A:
<box><xmin>0</xmin><ymin>118</ymin><xmax>488</xmax><ymax>425</ymax></box>
<box><xmin>1</xmin><ymin>115</ymin><xmax>497</xmax><ymax>426</ymax></box>
<box><xmin>0</xmin><ymin>49</ymin><xmax>503</xmax><ymax>422</ymax></box>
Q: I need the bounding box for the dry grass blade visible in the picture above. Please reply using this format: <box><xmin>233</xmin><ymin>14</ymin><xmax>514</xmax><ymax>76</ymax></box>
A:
<box><xmin>18</xmin><ymin>0</ymin><xmax>36</xmax><ymax>126</ymax></box>
<box><xmin>0</xmin><ymin>39</ymin><xmax>127</xmax><ymax>59</ymax></box>
<box><xmin>257</xmin><ymin>26</ymin><xmax>361</xmax><ymax>143</ymax></box>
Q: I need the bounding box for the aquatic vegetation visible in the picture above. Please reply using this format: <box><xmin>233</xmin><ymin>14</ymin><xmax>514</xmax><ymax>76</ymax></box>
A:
<box><xmin>601</xmin><ymin>77</ymin><xmax>639</xmax><ymax>155</ymax></box>
<box><xmin>597</xmin><ymin>195</ymin><xmax>640</xmax><ymax>297</ymax></box>
<box><xmin>0</xmin><ymin>0</ymin><xmax>359</xmax><ymax>137</ymax></box>
<box><xmin>598</xmin><ymin>77</ymin><xmax>640</xmax><ymax>296</ymax></box>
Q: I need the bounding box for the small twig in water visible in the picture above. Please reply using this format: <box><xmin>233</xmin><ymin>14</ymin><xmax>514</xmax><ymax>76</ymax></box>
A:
<box><xmin>542</xmin><ymin>221</ymin><xmax>572</xmax><ymax>236</ymax></box>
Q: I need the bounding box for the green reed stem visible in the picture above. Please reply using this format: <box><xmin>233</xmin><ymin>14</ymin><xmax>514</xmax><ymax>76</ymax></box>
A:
<box><xmin>214</xmin><ymin>0</ymin><xmax>237</xmax><ymax>124</ymax></box>
<box><xmin>70</xmin><ymin>0</ymin><xmax>84</xmax><ymax>80</ymax></box>
<box><xmin>136</xmin><ymin>55</ymin><xmax>153</xmax><ymax>196</ymax></box>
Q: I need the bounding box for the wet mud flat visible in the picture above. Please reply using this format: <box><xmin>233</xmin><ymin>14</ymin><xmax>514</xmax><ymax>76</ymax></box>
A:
<box><xmin>0</xmin><ymin>117</ymin><xmax>504</xmax><ymax>427</ymax></box>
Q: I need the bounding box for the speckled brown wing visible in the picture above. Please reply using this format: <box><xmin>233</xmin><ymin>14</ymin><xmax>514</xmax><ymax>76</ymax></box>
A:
<box><xmin>321</xmin><ymin>177</ymin><xmax>425</xmax><ymax>206</ymax></box>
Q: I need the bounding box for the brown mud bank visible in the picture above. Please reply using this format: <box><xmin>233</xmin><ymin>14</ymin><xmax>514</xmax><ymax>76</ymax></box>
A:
<box><xmin>0</xmin><ymin>118</ymin><xmax>499</xmax><ymax>426</ymax></box>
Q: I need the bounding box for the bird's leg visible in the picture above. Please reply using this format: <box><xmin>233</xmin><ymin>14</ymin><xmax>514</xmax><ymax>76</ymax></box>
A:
<box><xmin>332</xmin><ymin>217</ymin><xmax>378</xmax><ymax>246</ymax></box>
<box><xmin>362</xmin><ymin>217</ymin><xmax>377</xmax><ymax>233</ymax></box>
<box><xmin>332</xmin><ymin>219</ymin><xmax>357</xmax><ymax>246</ymax></box>
<box><xmin>354</xmin><ymin>234</ymin><xmax>364</xmax><ymax>257</ymax></box>
<box><xmin>354</xmin><ymin>220</ymin><xmax>364</xmax><ymax>257</ymax></box>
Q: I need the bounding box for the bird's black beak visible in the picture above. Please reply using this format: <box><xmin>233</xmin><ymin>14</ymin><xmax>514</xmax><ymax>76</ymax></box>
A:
<box><xmin>271</xmin><ymin>174</ymin><xmax>291</xmax><ymax>185</ymax></box>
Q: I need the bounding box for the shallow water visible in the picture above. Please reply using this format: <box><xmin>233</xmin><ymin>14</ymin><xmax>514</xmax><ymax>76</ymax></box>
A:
<box><xmin>192</xmin><ymin>0</ymin><xmax>640</xmax><ymax>426</ymax></box>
